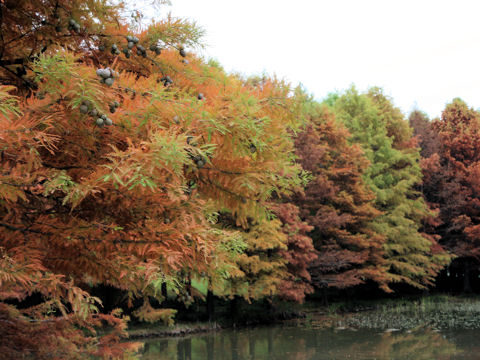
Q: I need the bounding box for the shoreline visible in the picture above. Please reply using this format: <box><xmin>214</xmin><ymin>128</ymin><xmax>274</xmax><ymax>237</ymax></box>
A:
<box><xmin>127</xmin><ymin>294</ymin><xmax>480</xmax><ymax>339</ymax></box>
<box><xmin>128</xmin><ymin>322</ymin><xmax>222</xmax><ymax>340</ymax></box>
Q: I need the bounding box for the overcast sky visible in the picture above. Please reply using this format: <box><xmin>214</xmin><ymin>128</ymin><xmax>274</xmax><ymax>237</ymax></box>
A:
<box><xmin>145</xmin><ymin>0</ymin><xmax>480</xmax><ymax>119</ymax></box>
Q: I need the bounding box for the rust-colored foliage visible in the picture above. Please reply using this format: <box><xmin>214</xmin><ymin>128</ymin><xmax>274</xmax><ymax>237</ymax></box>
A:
<box><xmin>270</xmin><ymin>202</ymin><xmax>316</xmax><ymax>303</ymax></box>
<box><xmin>293</xmin><ymin>104</ymin><xmax>388</xmax><ymax>290</ymax></box>
<box><xmin>0</xmin><ymin>1</ymin><xmax>303</xmax><ymax>357</ymax></box>
<box><xmin>423</xmin><ymin>99</ymin><xmax>480</xmax><ymax>262</ymax></box>
<box><xmin>209</xmin><ymin>77</ymin><xmax>307</xmax><ymax>303</ymax></box>
<box><xmin>332</xmin><ymin>87</ymin><xmax>450</xmax><ymax>290</ymax></box>
<box><xmin>409</xmin><ymin>110</ymin><xmax>441</xmax><ymax>158</ymax></box>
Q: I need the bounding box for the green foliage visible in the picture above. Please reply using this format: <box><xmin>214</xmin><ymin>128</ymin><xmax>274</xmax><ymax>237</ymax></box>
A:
<box><xmin>33</xmin><ymin>53</ymin><xmax>78</xmax><ymax>94</ymax></box>
<box><xmin>0</xmin><ymin>0</ymin><xmax>305</xmax><ymax>357</ymax></box>
<box><xmin>132</xmin><ymin>299</ymin><xmax>176</xmax><ymax>326</ymax></box>
<box><xmin>294</xmin><ymin>100</ymin><xmax>388</xmax><ymax>290</ymax></box>
<box><xmin>331</xmin><ymin>86</ymin><xmax>450</xmax><ymax>290</ymax></box>
<box><xmin>0</xmin><ymin>86</ymin><xmax>22</xmax><ymax>119</ymax></box>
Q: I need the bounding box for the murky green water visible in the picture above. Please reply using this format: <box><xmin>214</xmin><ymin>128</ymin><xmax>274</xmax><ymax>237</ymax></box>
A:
<box><xmin>138</xmin><ymin>326</ymin><xmax>480</xmax><ymax>359</ymax></box>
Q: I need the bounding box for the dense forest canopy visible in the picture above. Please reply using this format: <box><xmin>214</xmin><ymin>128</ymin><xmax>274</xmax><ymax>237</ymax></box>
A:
<box><xmin>0</xmin><ymin>1</ymin><xmax>478</xmax><ymax>358</ymax></box>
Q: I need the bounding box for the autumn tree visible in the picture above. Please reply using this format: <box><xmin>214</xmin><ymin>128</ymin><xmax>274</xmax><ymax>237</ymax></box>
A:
<box><xmin>0</xmin><ymin>0</ymin><xmax>303</xmax><ymax>357</ymax></box>
<box><xmin>367</xmin><ymin>87</ymin><xmax>414</xmax><ymax>150</ymax></box>
<box><xmin>269</xmin><ymin>202</ymin><xmax>316</xmax><ymax>303</ymax></box>
<box><xmin>221</xmin><ymin>215</ymin><xmax>288</xmax><ymax>299</ymax></box>
<box><xmin>329</xmin><ymin>86</ymin><xmax>450</xmax><ymax>290</ymax></box>
<box><xmin>208</xmin><ymin>78</ymin><xmax>308</xmax><ymax>313</ymax></box>
<box><xmin>422</xmin><ymin>99</ymin><xmax>480</xmax><ymax>291</ymax></box>
<box><xmin>408</xmin><ymin>110</ymin><xmax>440</xmax><ymax>158</ymax></box>
<box><xmin>292</xmin><ymin>102</ymin><xmax>388</xmax><ymax>292</ymax></box>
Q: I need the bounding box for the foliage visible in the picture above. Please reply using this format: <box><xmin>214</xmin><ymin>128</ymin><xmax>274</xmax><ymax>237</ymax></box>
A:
<box><xmin>366</xmin><ymin>87</ymin><xmax>414</xmax><ymax>150</ymax></box>
<box><xmin>0</xmin><ymin>0</ymin><xmax>303</xmax><ymax>357</ymax></box>
<box><xmin>132</xmin><ymin>299</ymin><xmax>176</xmax><ymax>326</ymax></box>
<box><xmin>228</xmin><ymin>217</ymin><xmax>289</xmax><ymax>301</ymax></box>
<box><xmin>2</xmin><ymin>0</ymin><xmax>474</xmax><ymax>356</ymax></box>
<box><xmin>329</xmin><ymin>86</ymin><xmax>451</xmax><ymax>290</ymax></box>
<box><xmin>408</xmin><ymin>110</ymin><xmax>440</xmax><ymax>158</ymax></box>
<box><xmin>423</xmin><ymin>99</ymin><xmax>480</xmax><ymax>264</ymax></box>
<box><xmin>293</xmin><ymin>103</ymin><xmax>388</xmax><ymax>290</ymax></box>
<box><xmin>270</xmin><ymin>202</ymin><xmax>316</xmax><ymax>303</ymax></box>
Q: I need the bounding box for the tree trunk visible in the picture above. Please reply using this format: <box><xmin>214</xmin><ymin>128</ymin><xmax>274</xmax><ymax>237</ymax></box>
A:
<box><xmin>265</xmin><ymin>297</ymin><xmax>275</xmax><ymax>317</ymax></box>
<box><xmin>230</xmin><ymin>296</ymin><xmax>238</xmax><ymax>326</ymax></box>
<box><xmin>207</xmin><ymin>289</ymin><xmax>214</xmax><ymax>322</ymax></box>
<box><xmin>185</xmin><ymin>276</ymin><xmax>192</xmax><ymax>296</ymax></box>
<box><xmin>464</xmin><ymin>260</ymin><xmax>472</xmax><ymax>293</ymax></box>
<box><xmin>161</xmin><ymin>282</ymin><xmax>168</xmax><ymax>301</ymax></box>
<box><xmin>322</xmin><ymin>288</ymin><xmax>329</xmax><ymax>307</ymax></box>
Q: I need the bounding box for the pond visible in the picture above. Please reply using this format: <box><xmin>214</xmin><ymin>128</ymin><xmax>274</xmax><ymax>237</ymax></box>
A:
<box><xmin>137</xmin><ymin>325</ymin><xmax>480</xmax><ymax>359</ymax></box>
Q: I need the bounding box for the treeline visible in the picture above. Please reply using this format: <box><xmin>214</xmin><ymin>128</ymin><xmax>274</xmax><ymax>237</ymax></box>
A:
<box><xmin>0</xmin><ymin>0</ymin><xmax>478</xmax><ymax>358</ymax></box>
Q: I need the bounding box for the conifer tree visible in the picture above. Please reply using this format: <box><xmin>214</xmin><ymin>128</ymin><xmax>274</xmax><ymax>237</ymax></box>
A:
<box><xmin>213</xmin><ymin>78</ymin><xmax>308</xmax><ymax>304</ymax></box>
<box><xmin>0</xmin><ymin>1</ymin><xmax>303</xmax><ymax>357</ymax></box>
<box><xmin>408</xmin><ymin>110</ymin><xmax>440</xmax><ymax>158</ymax></box>
<box><xmin>270</xmin><ymin>202</ymin><xmax>316</xmax><ymax>303</ymax></box>
<box><xmin>367</xmin><ymin>87</ymin><xmax>414</xmax><ymax>150</ymax></box>
<box><xmin>422</xmin><ymin>99</ymin><xmax>480</xmax><ymax>291</ymax></box>
<box><xmin>330</xmin><ymin>86</ymin><xmax>450</xmax><ymax>290</ymax></box>
<box><xmin>293</xmin><ymin>102</ymin><xmax>388</xmax><ymax>291</ymax></box>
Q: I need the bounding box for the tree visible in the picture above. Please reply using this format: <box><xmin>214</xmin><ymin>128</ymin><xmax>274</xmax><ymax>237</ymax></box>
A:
<box><xmin>367</xmin><ymin>87</ymin><xmax>414</xmax><ymax>150</ymax></box>
<box><xmin>209</xmin><ymin>77</ymin><xmax>307</xmax><ymax>310</ymax></box>
<box><xmin>221</xmin><ymin>215</ymin><xmax>288</xmax><ymax>301</ymax></box>
<box><xmin>422</xmin><ymin>99</ymin><xmax>480</xmax><ymax>291</ymax></box>
<box><xmin>270</xmin><ymin>202</ymin><xmax>316</xmax><ymax>303</ymax></box>
<box><xmin>0</xmin><ymin>1</ymin><xmax>303</xmax><ymax>357</ymax></box>
<box><xmin>330</xmin><ymin>86</ymin><xmax>450</xmax><ymax>290</ymax></box>
<box><xmin>408</xmin><ymin>110</ymin><xmax>440</xmax><ymax>158</ymax></box>
<box><xmin>293</xmin><ymin>102</ymin><xmax>388</xmax><ymax>291</ymax></box>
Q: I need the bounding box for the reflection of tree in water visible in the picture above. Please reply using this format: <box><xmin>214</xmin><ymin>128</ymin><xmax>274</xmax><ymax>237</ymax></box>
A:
<box><xmin>265</xmin><ymin>328</ymin><xmax>315</xmax><ymax>360</ymax></box>
<box><xmin>307</xmin><ymin>327</ymin><xmax>458</xmax><ymax>360</ymax></box>
<box><xmin>440</xmin><ymin>330</ymin><xmax>480</xmax><ymax>360</ymax></box>
<box><xmin>205</xmin><ymin>335</ymin><xmax>214</xmax><ymax>360</ymax></box>
<box><xmin>230</xmin><ymin>331</ymin><xmax>239</xmax><ymax>360</ymax></box>
<box><xmin>373</xmin><ymin>328</ymin><xmax>457</xmax><ymax>360</ymax></box>
<box><xmin>139</xmin><ymin>338</ymin><xmax>176</xmax><ymax>360</ymax></box>
<box><xmin>138</xmin><ymin>327</ymin><xmax>462</xmax><ymax>360</ymax></box>
<box><xmin>177</xmin><ymin>338</ymin><xmax>192</xmax><ymax>360</ymax></box>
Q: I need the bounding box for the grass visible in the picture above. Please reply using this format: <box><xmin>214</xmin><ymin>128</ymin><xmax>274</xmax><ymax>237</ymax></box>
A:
<box><xmin>312</xmin><ymin>294</ymin><xmax>480</xmax><ymax>330</ymax></box>
<box><xmin>125</xmin><ymin>294</ymin><xmax>480</xmax><ymax>339</ymax></box>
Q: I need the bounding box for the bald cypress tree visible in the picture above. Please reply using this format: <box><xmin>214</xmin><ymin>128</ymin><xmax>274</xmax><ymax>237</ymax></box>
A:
<box><xmin>408</xmin><ymin>110</ymin><xmax>440</xmax><ymax>158</ymax></box>
<box><xmin>330</xmin><ymin>86</ymin><xmax>450</xmax><ymax>290</ymax></box>
<box><xmin>0</xmin><ymin>0</ymin><xmax>306</xmax><ymax>356</ymax></box>
<box><xmin>294</xmin><ymin>103</ymin><xmax>389</xmax><ymax>291</ymax></box>
<box><xmin>423</xmin><ymin>99</ymin><xmax>480</xmax><ymax>291</ymax></box>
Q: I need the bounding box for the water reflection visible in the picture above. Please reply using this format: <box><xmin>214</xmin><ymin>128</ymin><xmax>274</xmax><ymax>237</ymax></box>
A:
<box><xmin>139</xmin><ymin>326</ymin><xmax>480</xmax><ymax>359</ymax></box>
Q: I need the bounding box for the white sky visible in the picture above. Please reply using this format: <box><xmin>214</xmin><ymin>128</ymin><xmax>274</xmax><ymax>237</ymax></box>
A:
<box><xmin>144</xmin><ymin>0</ymin><xmax>480</xmax><ymax>119</ymax></box>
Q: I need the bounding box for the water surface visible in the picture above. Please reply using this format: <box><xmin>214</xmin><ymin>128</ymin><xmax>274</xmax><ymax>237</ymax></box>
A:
<box><xmin>138</xmin><ymin>326</ymin><xmax>480</xmax><ymax>359</ymax></box>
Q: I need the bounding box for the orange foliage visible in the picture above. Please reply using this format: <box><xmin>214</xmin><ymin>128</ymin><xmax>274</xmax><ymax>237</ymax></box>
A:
<box><xmin>0</xmin><ymin>0</ymin><xmax>303</xmax><ymax>357</ymax></box>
